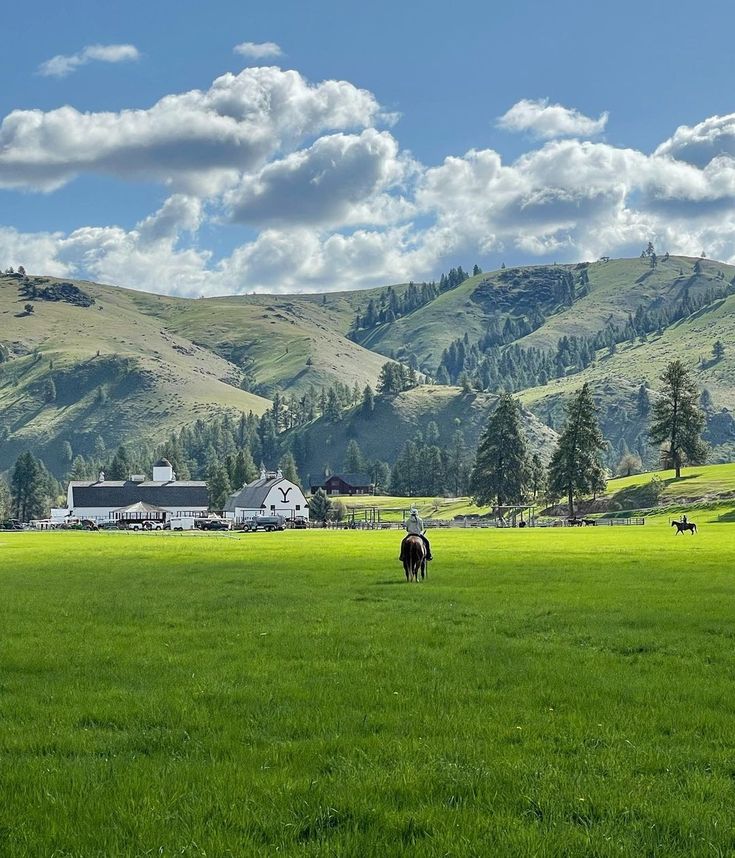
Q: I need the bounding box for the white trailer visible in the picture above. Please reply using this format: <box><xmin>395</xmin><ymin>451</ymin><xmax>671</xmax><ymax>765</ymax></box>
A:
<box><xmin>169</xmin><ymin>515</ymin><xmax>197</xmax><ymax>531</ymax></box>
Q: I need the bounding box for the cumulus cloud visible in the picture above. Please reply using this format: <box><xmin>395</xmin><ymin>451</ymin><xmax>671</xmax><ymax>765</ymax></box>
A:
<box><xmin>38</xmin><ymin>44</ymin><xmax>140</xmax><ymax>78</ymax></box>
<box><xmin>225</xmin><ymin>129</ymin><xmax>415</xmax><ymax>227</ymax></box>
<box><xmin>0</xmin><ymin>67</ymin><xmax>385</xmax><ymax>194</ymax></box>
<box><xmin>8</xmin><ymin>65</ymin><xmax>735</xmax><ymax>296</ymax></box>
<box><xmin>655</xmin><ymin>112</ymin><xmax>735</xmax><ymax>167</ymax></box>
<box><xmin>234</xmin><ymin>41</ymin><xmax>283</xmax><ymax>59</ymax></box>
<box><xmin>498</xmin><ymin>98</ymin><xmax>608</xmax><ymax>139</ymax></box>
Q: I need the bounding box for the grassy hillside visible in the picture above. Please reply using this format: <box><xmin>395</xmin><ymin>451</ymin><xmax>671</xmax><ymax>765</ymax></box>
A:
<box><xmin>520</xmin><ymin>285</ymin><xmax>735</xmax><ymax>466</ymax></box>
<box><xmin>606</xmin><ymin>463</ymin><xmax>735</xmax><ymax>503</ymax></box>
<box><xmin>3</xmin><ymin>255</ymin><xmax>735</xmax><ymax>478</ymax></box>
<box><xmin>288</xmin><ymin>385</ymin><xmax>558</xmax><ymax>485</ymax></box>
<box><xmin>0</xmin><ymin>274</ymin><xmax>387</xmax><ymax>473</ymax></box>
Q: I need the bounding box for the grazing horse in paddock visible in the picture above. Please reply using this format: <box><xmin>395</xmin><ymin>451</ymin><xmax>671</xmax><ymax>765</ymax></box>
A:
<box><xmin>402</xmin><ymin>534</ymin><xmax>427</xmax><ymax>582</ymax></box>
<box><xmin>672</xmin><ymin>520</ymin><xmax>697</xmax><ymax>535</ymax></box>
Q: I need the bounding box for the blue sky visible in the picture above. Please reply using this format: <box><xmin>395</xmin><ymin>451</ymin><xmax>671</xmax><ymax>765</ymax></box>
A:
<box><xmin>3</xmin><ymin>0</ymin><xmax>735</xmax><ymax>294</ymax></box>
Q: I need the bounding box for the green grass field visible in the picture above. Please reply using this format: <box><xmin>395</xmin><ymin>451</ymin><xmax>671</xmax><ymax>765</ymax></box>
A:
<box><xmin>2</xmin><ymin>524</ymin><xmax>735</xmax><ymax>856</ymax></box>
<box><xmin>607</xmin><ymin>462</ymin><xmax>735</xmax><ymax>501</ymax></box>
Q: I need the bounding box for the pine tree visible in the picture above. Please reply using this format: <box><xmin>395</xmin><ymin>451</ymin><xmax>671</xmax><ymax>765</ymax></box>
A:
<box><xmin>548</xmin><ymin>383</ymin><xmax>607</xmax><ymax>516</ymax></box>
<box><xmin>0</xmin><ymin>477</ymin><xmax>10</xmax><ymax>519</ymax></box>
<box><xmin>279</xmin><ymin>452</ymin><xmax>300</xmax><ymax>485</ymax></box>
<box><xmin>325</xmin><ymin>388</ymin><xmax>342</xmax><ymax>422</ymax></box>
<box><xmin>713</xmin><ymin>340</ymin><xmax>725</xmax><ymax>360</ymax></box>
<box><xmin>470</xmin><ymin>395</ymin><xmax>530</xmax><ymax>508</ymax></box>
<box><xmin>649</xmin><ymin>360</ymin><xmax>707</xmax><ymax>478</ymax></box>
<box><xmin>309</xmin><ymin>488</ymin><xmax>332</xmax><ymax>523</ymax></box>
<box><xmin>529</xmin><ymin>453</ymin><xmax>546</xmax><ymax>501</ymax></box>
<box><xmin>207</xmin><ymin>463</ymin><xmax>232</xmax><ymax>510</ymax></box>
<box><xmin>108</xmin><ymin>445</ymin><xmax>133</xmax><ymax>480</ymax></box>
<box><xmin>232</xmin><ymin>448</ymin><xmax>258</xmax><ymax>488</ymax></box>
<box><xmin>361</xmin><ymin>384</ymin><xmax>375</xmax><ymax>416</ymax></box>
<box><xmin>344</xmin><ymin>439</ymin><xmax>365</xmax><ymax>474</ymax></box>
<box><xmin>43</xmin><ymin>378</ymin><xmax>56</xmax><ymax>403</ymax></box>
<box><xmin>446</xmin><ymin>429</ymin><xmax>470</xmax><ymax>495</ymax></box>
<box><xmin>636</xmin><ymin>384</ymin><xmax>650</xmax><ymax>418</ymax></box>
<box><xmin>10</xmin><ymin>452</ymin><xmax>47</xmax><ymax>521</ymax></box>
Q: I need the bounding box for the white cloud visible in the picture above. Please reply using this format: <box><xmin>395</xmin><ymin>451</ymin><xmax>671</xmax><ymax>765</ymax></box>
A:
<box><xmin>498</xmin><ymin>98</ymin><xmax>608</xmax><ymax>139</ymax></box>
<box><xmin>0</xmin><ymin>67</ymin><xmax>385</xmax><ymax>194</ymax></box>
<box><xmin>654</xmin><ymin>112</ymin><xmax>735</xmax><ymax>167</ymax></box>
<box><xmin>225</xmin><ymin>129</ymin><xmax>415</xmax><ymax>227</ymax></box>
<box><xmin>9</xmin><ymin>65</ymin><xmax>735</xmax><ymax>296</ymax></box>
<box><xmin>38</xmin><ymin>44</ymin><xmax>140</xmax><ymax>78</ymax></box>
<box><xmin>234</xmin><ymin>41</ymin><xmax>283</xmax><ymax>60</ymax></box>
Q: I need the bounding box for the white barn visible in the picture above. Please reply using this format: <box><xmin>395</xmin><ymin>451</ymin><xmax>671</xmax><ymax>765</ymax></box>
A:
<box><xmin>65</xmin><ymin>459</ymin><xmax>208</xmax><ymax>524</ymax></box>
<box><xmin>223</xmin><ymin>468</ymin><xmax>308</xmax><ymax>523</ymax></box>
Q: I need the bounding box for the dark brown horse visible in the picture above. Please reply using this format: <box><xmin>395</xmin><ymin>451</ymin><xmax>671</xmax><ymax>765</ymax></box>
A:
<box><xmin>402</xmin><ymin>534</ymin><xmax>427</xmax><ymax>582</ymax></box>
<box><xmin>672</xmin><ymin>520</ymin><xmax>697</xmax><ymax>535</ymax></box>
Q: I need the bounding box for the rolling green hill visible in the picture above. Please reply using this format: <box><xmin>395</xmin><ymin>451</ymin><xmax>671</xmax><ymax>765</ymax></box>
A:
<box><xmin>287</xmin><ymin>385</ymin><xmax>558</xmax><ymax>487</ymax></box>
<box><xmin>3</xmin><ymin>253</ymin><xmax>735</xmax><ymax>479</ymax></box>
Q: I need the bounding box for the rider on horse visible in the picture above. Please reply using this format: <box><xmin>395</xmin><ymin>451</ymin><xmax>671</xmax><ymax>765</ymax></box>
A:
<box><xmin>399</xmin><ymin>507</ymin><xmax>432</xmax><ymax>562</ymax></box>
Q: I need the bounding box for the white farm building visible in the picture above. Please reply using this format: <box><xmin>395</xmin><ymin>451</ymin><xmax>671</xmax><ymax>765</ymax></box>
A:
<box><xmin>223</xmin><ymin>468</ymin><xmax>308</xmax><ymax>523</ymax></box>
<box><xmin>65</xmin><ymin>459</ymin><xmax>208</xmax><ymax>525</ymax></box>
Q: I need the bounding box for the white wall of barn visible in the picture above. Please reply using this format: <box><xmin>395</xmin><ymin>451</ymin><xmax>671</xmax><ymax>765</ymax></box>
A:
<box><xmin>70</xmin><ymin>505</ymin><xmax>208</xmax><ymax>522</ymax></box>
<box><xmin>226</xmin><ymin>482</ymin><xmax>309</xmax><ymax>522</ymax></box>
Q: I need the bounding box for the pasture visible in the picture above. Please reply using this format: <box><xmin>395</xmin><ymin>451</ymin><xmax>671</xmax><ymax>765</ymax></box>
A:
<box><xmin>2</xmin><ymin>522</ymin><xmax>735</xmax><ymax>856</ymax></box>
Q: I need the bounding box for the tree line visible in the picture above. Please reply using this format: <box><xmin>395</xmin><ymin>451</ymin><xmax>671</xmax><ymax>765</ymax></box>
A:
<box><xmin>469</xmin><ymin>360</ymin><xmax>706</xmax><ymax>517</ymax></box>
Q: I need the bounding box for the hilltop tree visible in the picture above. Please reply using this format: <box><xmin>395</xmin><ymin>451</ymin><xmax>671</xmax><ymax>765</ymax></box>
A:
<box><xmin>617</xmin><ymin>452</ymin><xmax>642</xmax><ymax>477</ymax></box>
<box><xmin>10</xmin><ymin>452</ymin><xmax>47</xmax><ymax>521</ymax></box>
<box><xmin>470</xmin><ymin>394</ymin><xmax>530</xmax><ymax>508</ymax></box>
<box><xmin>548</xmin><ymin>383</ymin><xmax>607</xmax><ymax>517</ymax></box>
<box><xmin>309</xmin><ymin>488</ymin><xmax>332</xmax><ymax>523</ymax></box>
<box><xmin>649</xmin><ymin>360</ymin><xmax>707</xmax><ymax>479</ymax></box>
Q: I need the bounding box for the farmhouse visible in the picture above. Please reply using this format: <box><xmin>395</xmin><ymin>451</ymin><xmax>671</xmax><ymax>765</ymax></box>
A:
<box><xmin>224</xmin><ymin>468</ymin><xmax>308</xmax><ymax>523</ymax></box>
<box><xmin>310</xmin><ymin>473</ymin><xmax>375</xmax><ymax>496</ymax></box>
<box><xmin>65</xmin><ymin>459</ymin><xmax>208</xmax><ymax>524</ymax></box>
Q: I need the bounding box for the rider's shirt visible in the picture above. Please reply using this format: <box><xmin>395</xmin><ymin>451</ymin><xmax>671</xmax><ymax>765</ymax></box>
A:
<box><xmin>405</xmin><ymin>515</ymin><xmax>424</xmax><ymax>534</ymax></box>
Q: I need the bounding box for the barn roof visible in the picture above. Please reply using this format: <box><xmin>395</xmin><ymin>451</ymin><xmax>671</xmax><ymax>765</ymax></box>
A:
<box><xmin>224</xmin><ymin>475</ymin><xmax>298</xmax><ymax>512</ymax></box>
<box><xmin>70</xmin><ymin>481</ymin><xmax>208</xmax><ymax>509</ymax></box>
<box><xmin>324</xmin><ymin>473</ymin><xmax>373</xmax><ymax>486</ymax></box>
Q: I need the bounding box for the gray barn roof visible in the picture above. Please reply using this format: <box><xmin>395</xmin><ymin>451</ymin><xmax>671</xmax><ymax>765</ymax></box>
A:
<box><xmin>322</xmin><ymin>473</ymin><xmax>373</xmax><ymax>486</ymax></box>
<box><xmin>224</xmin><ymin>475</ymin><xmax>294</xmax><ymax>512</ymax></box>
<box><xmin>70</xmin><ymin>481</ymin><xmax>208</xmax><ymax>509</ymax></box>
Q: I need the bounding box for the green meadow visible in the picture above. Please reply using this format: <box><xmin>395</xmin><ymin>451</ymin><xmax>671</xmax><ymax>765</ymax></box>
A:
<box><xmin>2</xmin><ymin>521</ymin><xmax>735</xmax><ymax>857</ymax></box>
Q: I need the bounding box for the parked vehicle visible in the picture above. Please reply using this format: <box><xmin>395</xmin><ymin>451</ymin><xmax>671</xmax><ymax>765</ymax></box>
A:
<box><xmin>0</xmin><ymin>519</ymin><xmax>23</xmax><ymax>531</ymax></box>
<box><xmin>288</xmin><ymin>516</ymin><xmax>309</xmax><ymax>529</ymax></box>
<box><xmin>246</xmin><ymin>514</ymin><xmax>286</xmax><ymax>532</ymax></box>
<box><xmin>99</xmin><ymin>520</ymin><xmax>122</xmax><ymax>530</ymax></box>
<box><xmin>142</xmin><ymin>521</ymin><xmax>165</xmax><ymax>531</ymax></box>
<box><xmin>196</xmin><ymin>518</ymin><xmax>232</xmax><ymax>531</ymax></box>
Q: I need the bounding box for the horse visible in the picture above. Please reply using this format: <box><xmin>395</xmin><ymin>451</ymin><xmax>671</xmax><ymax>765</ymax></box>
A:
<box><xmin>402</xmin><ymin>534</ymin><xmax>427</xmax><ymax>582</ymax></box>
<box><xmin>671</xmin><ymin>520</ymin><xmax>697</xmax><ymax>535</ymax></box>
